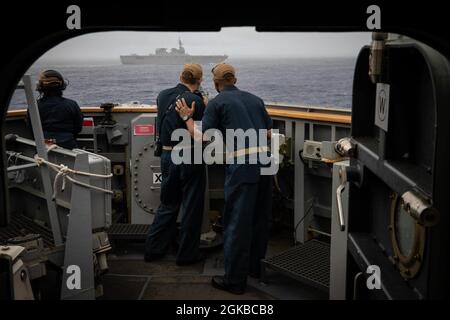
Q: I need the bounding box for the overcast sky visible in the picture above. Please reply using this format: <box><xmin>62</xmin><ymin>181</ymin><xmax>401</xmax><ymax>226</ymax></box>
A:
<box><xmin>37</xmin><ymin>27</ymin><xmax>370</xmax><ymax>63</ymax></box>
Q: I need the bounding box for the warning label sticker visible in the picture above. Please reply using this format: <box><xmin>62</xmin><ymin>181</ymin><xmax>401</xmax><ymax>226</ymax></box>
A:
<box><xmin>134</xmin><ymin>124</ymin><xmax>155</xmax><ymax>136</ymax></box>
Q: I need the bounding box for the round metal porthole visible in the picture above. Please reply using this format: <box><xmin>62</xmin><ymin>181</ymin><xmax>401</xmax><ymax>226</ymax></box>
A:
<box><xmin>389</xmin><ymin>193</ymin><xmax>426</xmax><ymax>279</ymax></box>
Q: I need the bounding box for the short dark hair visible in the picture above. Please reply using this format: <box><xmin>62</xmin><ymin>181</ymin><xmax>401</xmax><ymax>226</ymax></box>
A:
<box><xmin>181</xmin><ymin>70</ymin><xmax>200</xmax><ymax>85</ymax></box>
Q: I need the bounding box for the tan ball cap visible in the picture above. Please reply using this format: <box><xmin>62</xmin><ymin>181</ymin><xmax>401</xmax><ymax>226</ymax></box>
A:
<box><xmin>211</xmin><ymin>63</ymin><xmax>236</xmax><ymax>80</ymax></box>
<box><xmin>182</xmin><ymin>63</ymin><xmax>203</xmax><ymax>79</ymax></box>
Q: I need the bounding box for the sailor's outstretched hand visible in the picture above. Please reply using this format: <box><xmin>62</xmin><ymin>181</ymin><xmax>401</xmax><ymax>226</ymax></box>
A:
<box><xmin>176</xmin><ymin>98</ymin><xmax>195</xmax><ymax>118</ymax></box>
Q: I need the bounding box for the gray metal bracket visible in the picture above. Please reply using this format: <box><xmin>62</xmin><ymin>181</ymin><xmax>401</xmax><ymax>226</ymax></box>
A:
<box><xmin>60</xmin><ymin>153</ymin><xmax>95</xmax><ymax>300</ymax></box>
<box><xmin>22</xmin><ymin>75</ymin><xmax>63</xmax><ymax>246</ymax></box>
<box><xmin>329</xmin><ymin>160</ymin><xmax>350</xmax><ymax>300</ymax></box>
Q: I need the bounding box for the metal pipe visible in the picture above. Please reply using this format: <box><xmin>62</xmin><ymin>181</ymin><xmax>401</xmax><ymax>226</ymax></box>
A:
<box><xmin>369</xmin><ymin>32</ymin><xmax>388</xmax><ymax>84</ymax></box>
<box><xmin>353</xmin><ymin>272</ymin><xmax>364</xmax><ymax>300</ymax></box>
<box><xmin>6</xmin><ymin>152</ymin><xmax>35</xmax><ymax>164</ymax></box>
<box><xmin>401</xmin><ymin>191</ymin><xmax>440</xmax><ymax>227</ymax></box>
<box><xmin>335</xmin><ymin>138</ymin><xmax>355</xmax><ymax>157</ymax></box>
<box><xmin>336</xmin><ymin>183</ymin><xmax>346</xmax><ymax>232</ymax></box>
<box><xmin>307</xmin><ymin>227</ymin><xmax>331</xmax><ymax>237</ymax></box>
<box><xmin>7</xmin><ymin>163</ymin><xmax>38</xmax><ymax>172</ymax></box>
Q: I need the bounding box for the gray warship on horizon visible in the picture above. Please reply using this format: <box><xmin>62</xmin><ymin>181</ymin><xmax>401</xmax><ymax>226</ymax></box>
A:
<box><xmin>120</xmin><ymin>39</ymin><xmax>228</xmax><ymax>65</ymax></box>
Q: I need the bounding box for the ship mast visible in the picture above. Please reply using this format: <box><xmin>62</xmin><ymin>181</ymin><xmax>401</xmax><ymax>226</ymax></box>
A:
<box><xmin>178</xmin><ymin>37</ymin><xmax>185</xmax><ymax>54</ymax></box>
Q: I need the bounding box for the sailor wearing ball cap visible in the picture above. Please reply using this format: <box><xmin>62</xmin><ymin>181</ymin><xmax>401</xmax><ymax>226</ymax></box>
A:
<box><xmin>176</xmin><ymin>63</ymin><xmax>273</xmax><ymax>294</ymax></box>
<box><xmin>144</xmin><ymin>63</ymin><xmax>207</xmax><ymax>266</ymax></box>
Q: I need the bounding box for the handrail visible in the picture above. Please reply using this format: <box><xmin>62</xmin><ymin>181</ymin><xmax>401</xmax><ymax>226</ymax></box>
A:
<box><xmin>6</xmin><ymin>103</ymin><xmax>352</xmax><ymax>124</ymax></box>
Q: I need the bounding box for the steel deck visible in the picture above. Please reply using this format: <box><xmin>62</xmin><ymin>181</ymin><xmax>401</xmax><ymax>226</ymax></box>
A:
<box><xmin>261</xmin><ymin>239</ymin><xmax>330</xmax><ymax>292</ymax></box>
<box><xmin>0</xmin><ymin>214</ymin><xmax>55</xmax><ymax>247</ymax></box>
<box><xmin>107</xmin><ymin>223</ymin><xmax>151</xmax><ymax>240</ymax></box>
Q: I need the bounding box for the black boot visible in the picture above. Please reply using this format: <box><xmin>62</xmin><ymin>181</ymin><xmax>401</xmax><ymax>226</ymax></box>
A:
<box><xmin>211</xmin><ymin>276</ymin><xmax>245</xmax><ymax>295</ymax></box>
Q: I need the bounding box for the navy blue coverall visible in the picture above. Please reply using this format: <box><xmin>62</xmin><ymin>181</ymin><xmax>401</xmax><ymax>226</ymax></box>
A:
<box><xmin>29</xmin><ymin>95</ymin><xmax>83</xmax><ymax>149</ymax></box>
<box><xmin>202</xmin><ymin>85</ymin><xmax>273</xmax><ymax>289</ymax></box>
<box><xmin>145</xmin><ymin>83</ymin><xmax>206</xmax><ymax>264</ymax></box>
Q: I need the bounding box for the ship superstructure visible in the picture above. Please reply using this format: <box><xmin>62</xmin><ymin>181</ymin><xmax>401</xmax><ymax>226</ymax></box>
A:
<box><xmin>120</xmin><ymin>39</ymin><xmax>228</xmax><ymax>65</ymax></box>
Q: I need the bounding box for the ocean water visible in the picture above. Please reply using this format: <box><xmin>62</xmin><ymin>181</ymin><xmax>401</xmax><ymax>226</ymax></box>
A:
<box><xmin>8</xmin><ymin>58</ymin><xmax>356</xmax><ymax>110</ymax></box>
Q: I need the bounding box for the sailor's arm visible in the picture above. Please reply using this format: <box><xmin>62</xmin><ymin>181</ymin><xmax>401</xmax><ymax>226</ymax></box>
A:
<box><xmin>175</xmin><ymin>98</ymin><xmax>202</xmax><ymax>141</ymax></box>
